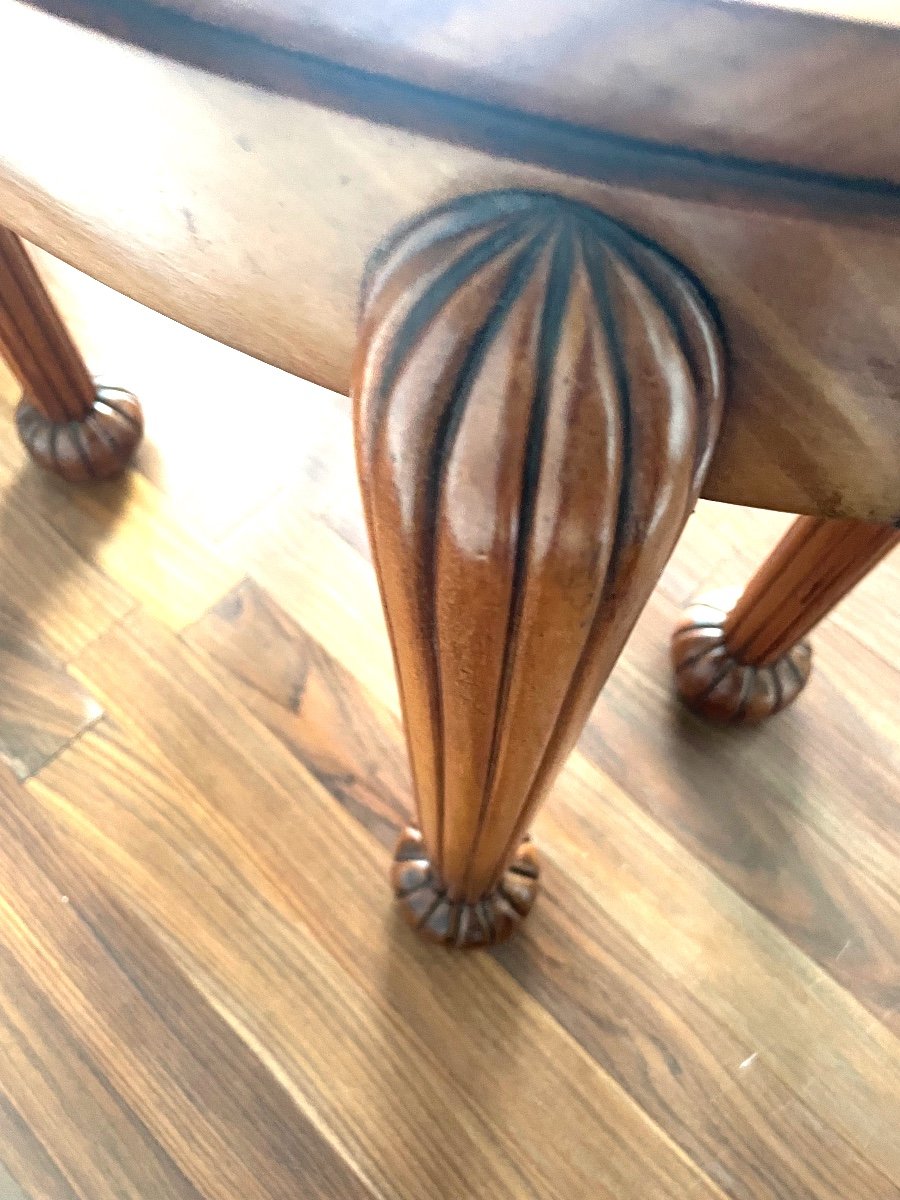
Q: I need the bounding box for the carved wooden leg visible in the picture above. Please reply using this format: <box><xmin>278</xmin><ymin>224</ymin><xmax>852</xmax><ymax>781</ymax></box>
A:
<box><xmin>0</xmin><ymin>227</ymin><xmax>142</xmax><ymax>480</ymax></box>
<box><xmin>673</xmin><ymin>516</ymin><xmax>900</xmax><ymax>724</ymax></box>
<box><xmin>353</xmin><ymin>191</ymin><xmax>725</xmax><ymax>945</ymax></box>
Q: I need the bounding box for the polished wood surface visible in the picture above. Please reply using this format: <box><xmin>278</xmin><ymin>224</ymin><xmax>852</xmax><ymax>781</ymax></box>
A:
<box><xmin>0</xmin><ymin>257</ymin><xmax>898</xmax><ymax>1198</ymax></box>
<box><xmin>0</xmin><ymin>227</ymin><xmax>142</xmax><ymax>480</ymax></box>
<box><xmin>355</xmin><ymin>191</ymin><xmax>724</xmax><ymax>942</ymax></box>
<box><xmin>673</xmin><ymin>516</ymin><xmax>900</xmax><ymax>723</ymax></box>
<box><xmin>30</xmin><ymin>0</ymin><xmax>900</xmax><ymax>183</ymax></box>
<box><xmin>2</xmin><ymin>2</ymin><xmax>900</xmax><ymax>521</ymax></box>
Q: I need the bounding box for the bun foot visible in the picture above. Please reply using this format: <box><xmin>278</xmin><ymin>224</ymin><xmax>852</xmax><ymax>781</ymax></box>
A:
<box><xmin>391</xmin><ymin>828</ymin><xmax>539</xmax><ymax>948</ymax></box>
<box><xmin>16</xmin><ymin>385</ymin><xmax>143</xmax><ymax>482</ymax></box>
<box><xmin>672</xmin><ymin>592</ymin><xmax>812</xmax><ymax>724</ymax></box>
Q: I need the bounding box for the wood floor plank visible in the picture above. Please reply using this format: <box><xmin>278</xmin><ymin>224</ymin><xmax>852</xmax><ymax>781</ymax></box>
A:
<box><xmin>0</xmin><ymin>766</ymin><xmax>376</xmax><ymax>1200</ymax></box>
<box><xmin>44</xmin><ymin>613</ymin><xmax>732</xmax><ymax>1200</ymax></box>
<box><xmin>215</xmin><ymin>508</ymin><xmax>900</xmax><ymax>1184</ymax></box>
<box><xmin>0</xmin><ymin>606</ymin><xmax>102</xmax><ymax>779</ymax></box>
<box><xmin>0</xmin><ymin>475</ymin><xmax>131</xmax><ymax>659</ymax></box>
<box><xmin>185</xmin><ymin>579</ymin><xmax>410</xmax><ymax>849</ymax></box>
<box><xmin>225</xmin><ymin>498</ymin><xmax>398</xmax><ymax>711</ymax></box>
<box><xmin>828</xmin><ymin>550</ymin><xmax>900</xmax><ymax>672</ymax></box>
<box><xmin>35</xmin><ymin>470</ymin><xmax>239</xmax><ymax>631</ymax></box>
<box><xmin>0</xmin><ymin>402</ymin><xmax>239</xmax><ymax>631</ymax></box>
<box><xmin>3</xmin><ymin>252</ymin><xmax>898</xmax><ymax>1200</ymax></box>
<box><xmin>230</xmin><ymin>485</ymin><xmax>900</xmax><ymax>1036</ymax></box>
<box><xmin>580</xmin><ymin>587</ymin><xmax>900</xmax><ymax>1034</ymax></box>
<box><xmin>27</xmin><ymin>246</ymin><xmax>343</xmax><ymax>542</ymax></box>
<box><xmin>0</xmin><ymin>953</ymin><xmax>204</xmax><ymax>1200</ymax></box>
<box><xmin>541</xmin><ymin>753</ymin><xmax>900</xmax><ymax>1183</ymax></box>
<box><xmin>0</xmin><ymin>1160</ymin><xmax>32</xmax><ymax>1200</ymax></box>
<box><xmin>184</xmin><ymin>584</ymin><xmax>897</xmax><ymax>1200</ymax></box>
<box><xmin>0</xmin><ymin>1095</ymin><xmax>81</xmax><ymax>1200</ymax></box>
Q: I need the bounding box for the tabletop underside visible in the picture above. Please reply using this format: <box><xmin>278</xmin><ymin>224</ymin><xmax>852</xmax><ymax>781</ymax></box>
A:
<box><xmin>1</xmin><ymin>0</ymin><xmax>899</xmax><ymax>522</ymax></box>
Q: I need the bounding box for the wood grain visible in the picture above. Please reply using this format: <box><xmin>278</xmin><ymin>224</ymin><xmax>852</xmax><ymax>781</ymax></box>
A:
<box><xmin>0</xmin><ymin>766</ymin><xmax>376</xmax><ymax>1200</ymax></box>
<box><xmin>185</xmin><ymin>580</ymin><xmax>411</xmax><ymax>849</ymax></box>
<box><xmin>0</xmin><ymin>226</ymin><xmax>142</xmax><ymax>480</ymax></box>
<box><xmin>1</xmin><ymin>261</ymin><xmax>898</xmax><ymax>1200</ymax></box>
<box><xmin>0</xmin><ymin>605</ymin><xmax>102</xmax><ymax>779</ymax></box>
<box><xmin>184</xmin><ymin>577</ymin><xmax>898</xmax><ymax>1200</ymax></box>
<box><xmin>54</xmin><ymin>617</ymin><xmax>731</xmax><ymax>1200</ymax></box>
<box><xmin>0</xmin><ymin>434</ymin><xmax>242</xmax><ymax>631</ymax></box>
<box><xmin>0</xmin><ymin>1160</ymin><xmax>31</xmax><ymax>1200</ymax></box>
<box><xmin>354</xmin><ymin>191</ymin><xmax>724</xmax><ymax>942</ymax></box>
<box><xmin>0</xmin><ymin>377</ymin><xmax>134</xmax><ymax>657</ymax></box>
<box><xmin>673</xmin><ymin>517</ymin><xmax>900</xmax><ymax>722</ymax></box>
<box><xmin>0</xmin><ymin>486</ymin><xmax>132</xmax><ymax>658</ymax></box>
<box><xmin>581</xmin><ymin>588</ymin><xmax>900</xmax><ymax>1036</ymax></box>
<box><xmin>27</xmin><ymin>0</ymin><xmax>900</xmax><ymax>183</ymax></box>
<box><xmin>2</xmin><ymin>3</ymin><xmax>900</xmax><ymax>520</ymax></box>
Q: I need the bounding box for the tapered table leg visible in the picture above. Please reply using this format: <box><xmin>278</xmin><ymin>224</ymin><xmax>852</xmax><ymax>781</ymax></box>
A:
<box><xmin>0</xmin><ymin>227</ymin><xmax>142</xmax><ymax>481</ymax></box>
<box><xmin>673</xmin><ymin>516</ymin><xmax>899</xmax><ymax>724</ymax></box>
<box><xmin>354</xmin><ymin>191</ymin><xmax>726</xmax><ymax>945</ymax></box>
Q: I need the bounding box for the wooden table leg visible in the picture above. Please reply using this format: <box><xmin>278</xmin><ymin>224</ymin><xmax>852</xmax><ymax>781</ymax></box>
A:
<box><xmin>354</xmin><ymin>191</ymin><xmax>726</xmax><ymax>945</ymax></box>
<box><xmin>0</xmin><ymin>226</ymin><xmax>142</xmax><ymax>481</ymax></box>
<box><xmin>673</xmin><ymin>515</ymin><xmax>900</xmax><ymax>724</ymax></box>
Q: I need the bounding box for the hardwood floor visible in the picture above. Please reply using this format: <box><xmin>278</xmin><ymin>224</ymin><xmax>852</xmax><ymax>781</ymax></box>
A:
<box><xmin>0</xmin><ymin>249</ymin><xmax>897</xmax><ymax>1200</ymax></box>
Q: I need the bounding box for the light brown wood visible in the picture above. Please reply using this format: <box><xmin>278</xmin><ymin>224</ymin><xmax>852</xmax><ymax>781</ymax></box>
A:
<box><xmin>0</xmin><ymin>226</ymin><xmax>142</xmax><ymax>480</ymax></box>
<box><xmin>724</xmin><ymin>517</ymin><xmax>900</xmax><ymax>665</ymax></box>
<box><xmin>1</xmin><ymin>2</ymin><xmax>900</xmax><ymax>519</ymax></box>
<box><xmin>354</xmin><ymin>191</ymin><xmax>725</xmax><ymax>943</ymax></box>
<box><xmin>0</xmin><ymin>228</ymin><xmax>96</xmax><ymax>422</ymax></box>
<box><xmin>0</xmin><ymin>266</ymin><xmax>898</xmax><ymax>1198</ymax></box>
<box><xmin>0</xmin><ymin>606</ymin><xmax>101</xmax><ymax>780</ymax></box>
<box><xmin>673</xmin><ymin>516</ymin><xmax>900</xmax><ymax>722</ymax></box>
<box><xmin>33</xmin><ymin>0</ymin><xmax>900</xmax><ymax>182</ymax></box>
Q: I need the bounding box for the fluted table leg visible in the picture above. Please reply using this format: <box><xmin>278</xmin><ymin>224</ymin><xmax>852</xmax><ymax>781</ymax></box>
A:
<box><xmin>673</xmin><ymin>516</ymin><xmax>899</xmax><ymax>724</ymax></box>
<box><xmin>0</xmin><ymin>226</ymin><xmax>142</xmax><ymax>481</ymax></box>
<box><xmin>354</xmin><ymin>191</ymin><xmax>726</xmax><ymax>945</ymax></box>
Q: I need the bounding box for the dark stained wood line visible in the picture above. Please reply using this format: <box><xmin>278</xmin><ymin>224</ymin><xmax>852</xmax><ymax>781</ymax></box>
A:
<box><xmin>25</xmin><ymin>0</ymin><xmax>900</xmax><ymax>230</ymax></box>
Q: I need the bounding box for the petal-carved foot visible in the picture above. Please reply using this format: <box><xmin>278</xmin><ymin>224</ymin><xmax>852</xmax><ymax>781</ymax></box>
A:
<box><xmin>391</xmin><ymin>828</ymin><xmax>539</xmax><ymax>948</ymax></box>
<box><xmin>16</xmin><ymin>385</ymin><xmax>143</xmax><ymax>482</ymax></box>
<box><xmin>672</xmin><ymin>592</ymin><xmax>812</xmax><ymax>724</ymax></box>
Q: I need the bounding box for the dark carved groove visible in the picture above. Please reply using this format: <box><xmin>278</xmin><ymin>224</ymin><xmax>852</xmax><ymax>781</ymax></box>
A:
<box><xmin>672</xmin><ymin>516</ymin><xmax>899</xmax><ymax>724</ymax></box>
<box><xmin>0</xmin><ymin>226</ymin><xmax>143</xmax><ymax>482</ymax></box>
<box><xmin>672</xmin><ymin>595</ymin><xmax>812</xmax><ymax>725</ymax></box>
<box><xmin>16</xmin><ymin>385</ymin><xmax>144</xmax><ymax>483</ymax></box>
<box><xmin>354</xmin><ymin>190</ymin><xmax>726</xmax><ymax>943</ymax></box>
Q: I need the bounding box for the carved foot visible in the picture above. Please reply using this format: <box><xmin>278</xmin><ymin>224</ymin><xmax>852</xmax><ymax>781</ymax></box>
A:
<box><xmin>357</xmin><ymin>190</ymin><xmax>724</xmax><ymax>945</ymax></box>
<box><xmin>672</xmin><ymin>592</ymin><xmax>812</xmax><ymax>724</ymax></box>
<box><xmin>16</xmin><ymin>384</ymin><xmax>143</xmax><ymax>482</ymax></box>
<box><xmin>391</xmin><ymin>828</ymin><xmax>539</xmax><ymax>948</ymax></box>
